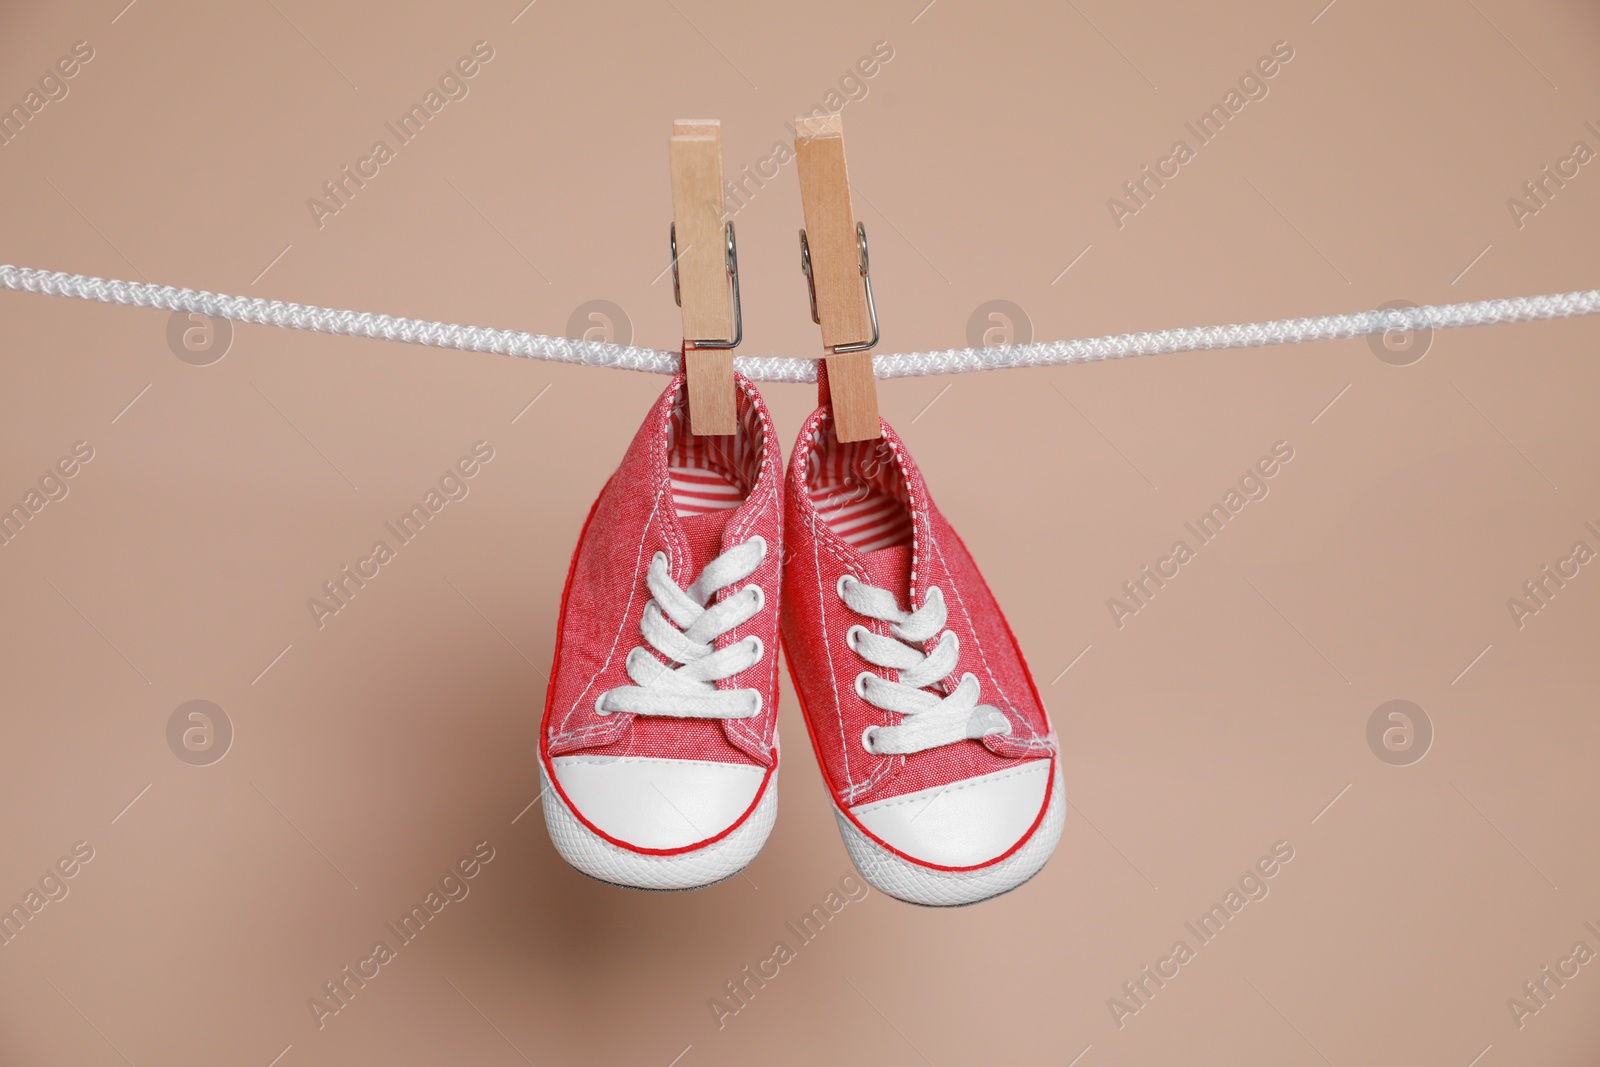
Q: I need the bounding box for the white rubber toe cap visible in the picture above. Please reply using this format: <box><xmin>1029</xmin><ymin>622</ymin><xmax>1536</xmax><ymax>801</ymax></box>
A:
<box><xmin>849</xmin><ymin>760</ymin><xmax>1053</xmax><ymax>867</ymax></box>
<box><xmin>550</xmin><ymin>755</ymin><xmax>765</xmax><ymax>850</ymax></box>
<box><xmin>836</xmin><ymin>761</ymin><xmax>1064</xmax><ymax>907</ymax></box>
<box><xmin>541</xmin><ymin>758</ymin><xmax>777</xmax><ymax>891</ymax></box>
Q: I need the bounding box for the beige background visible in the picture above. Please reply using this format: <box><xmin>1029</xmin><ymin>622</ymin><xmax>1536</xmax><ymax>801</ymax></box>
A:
<box><xmin>2</xmin><ymin>0</ymin><xmax>1598</xmax><ymax>1064</ymax></box>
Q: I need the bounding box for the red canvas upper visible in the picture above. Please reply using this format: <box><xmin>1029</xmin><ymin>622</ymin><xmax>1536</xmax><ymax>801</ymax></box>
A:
<box><xmin>781</xmin><ymin>405</ymin><xmax>1056</xmax><ymax>822</ymax></box>
<box><xmin>541</xmin><ymin>374</ymin><xmax>783</xmax><ymax>786</ymax></box>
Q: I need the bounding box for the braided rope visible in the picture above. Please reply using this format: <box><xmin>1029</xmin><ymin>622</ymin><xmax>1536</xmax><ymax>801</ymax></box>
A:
<box><xmin>4</xmin><ymin>265</ymin><xmax>1596</xmax><ymax>381</ymax></box>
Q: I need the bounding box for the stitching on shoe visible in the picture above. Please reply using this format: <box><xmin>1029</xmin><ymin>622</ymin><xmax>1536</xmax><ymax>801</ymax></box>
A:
<box><xmin>850</xmin><ymin>761</ymin><xmax>1049</xmax><ymax>814</ymax></box>
<box><xmin>807</xmin><ymin>488</ymin><xmax>853</xmax><ymax>794</ymax></box>
<box><xmin>722</xmin><ymin>390</ymin><xmax>779</xmax><ymax>753</ymax></box>
<box><xmin>795</xmin><ymin>414</ymin><xmax>908</xmax><ymax>804</ymax></box>
<box><xmin>553</xmin><ymin>754</ymin><xmax>767</xmax><ymax>771</ymax></box>
<box><xmin>562</xmin><ymin>481</ymin><xmax>668</xmax><ymax>734</ymax></box>
<box><xmin>927</xmin><ymin>531</ymin><xmax>1044</xmax><ymax>743</ymax></box>
<box><xmin>730</xmin><ymin>478</ymin><xmax>777</xmax><ymax>738</ymax></box>
<box><xmin>884</xmin><ymin>432</ymin><xmax>921</xmax><ymax>596</ymax></box>
<box><xmin>847</xmin><ymin>751</ymin><xmax>898</xmax><ymax>803</ymax></box>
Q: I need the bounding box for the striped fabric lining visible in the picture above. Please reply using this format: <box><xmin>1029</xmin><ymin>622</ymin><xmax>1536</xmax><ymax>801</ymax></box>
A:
<box><xmin>668</xmin><ymin>465</ymin><xmax>741</xmax><ymax>516</ymax></box>
<box><xmin>665</xmin><ymin>391</ymin><xmax>765</xmax><ymax>518</ymax></box>
<box><xmin>805</xmin><ymin>424</ymin><xmax>913</xmax><ymax>553</ymax></box>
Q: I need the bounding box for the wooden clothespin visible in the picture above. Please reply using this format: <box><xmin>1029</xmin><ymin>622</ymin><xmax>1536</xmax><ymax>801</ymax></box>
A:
<box><xmin>669</xmin><ymin>119</ymin><xmax>741</xmax><ymax>436</ymax></box>
<box><xmin>795</xmin><ymin>113</ymin><xmax>880</xmax><ymax>442</ymax></box>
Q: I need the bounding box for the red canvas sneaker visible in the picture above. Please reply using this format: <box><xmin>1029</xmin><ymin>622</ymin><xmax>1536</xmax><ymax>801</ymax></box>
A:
<box><xmin>539</xmin><ymin>374</ymin><xmax>782</xmax><ymax>890</ymax></box>
<box><xmin>782</xmin><ymin>402</ymin><xmax>1064</xmax><ymax>906</ymax></box>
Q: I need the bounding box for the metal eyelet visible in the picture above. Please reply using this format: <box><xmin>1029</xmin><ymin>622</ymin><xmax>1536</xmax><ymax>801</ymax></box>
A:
<box><xmin>746</xmin><ymin>534</ymin><xmax>767</xmax><ymax>562</ymax></box>
<box><xmin>836</xmin><ymin>574</ymin><xmax>854</xmax><ymax>600</ymax></box>
<box><xmin>745</xmin><ymin>635</ymin><xmax>765</xmax><ymax>662</ymax></box>
<box><xmin>593</xmin><ymin>692</ymin><xmax>613</xmax><ymax>716</ymax></box>
<box><xmin>853</xmin><ymin>671</ymin><xmax>872</xmax><ymax>699</ymax></box>
<box><xmin>746</xmin><ymin>584</ymin><xmax>765</xmax><ymax>613</ymax></box>
<box><xmin>845</xmin><ymin>624</ymin><xmax>868</xmax><ymax>653</ymax></box>
<box><xmin>861</xmin><ymin>725</ymin><xmax>879</xmax><ymax>754</ymax></box>
<box><xmin>745</xmin><ymin>690</ymin><xmax>764</xmax><ymax>717</ymax></box>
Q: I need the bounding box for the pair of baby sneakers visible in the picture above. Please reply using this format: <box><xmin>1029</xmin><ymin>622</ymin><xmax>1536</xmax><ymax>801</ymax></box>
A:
<box><xmin>538</xmin><ymin>374</ymin><xmax>1063</xmax><ymax>907</ymax></box>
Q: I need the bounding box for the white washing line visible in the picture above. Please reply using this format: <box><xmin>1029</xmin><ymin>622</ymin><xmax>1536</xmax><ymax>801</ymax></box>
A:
<box><xmin>3</xmin><ymin>264</ymin><xmax>1596</xmax><ymax>382</ymax></box>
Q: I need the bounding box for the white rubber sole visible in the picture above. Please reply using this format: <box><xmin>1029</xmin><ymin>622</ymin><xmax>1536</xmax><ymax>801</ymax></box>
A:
<box><xmin>539</xmin><ymin>762</ymin><xmax>778</xmax><ymax>891</ymax></box>
<box><xmin>833</xmin><ymin>765</ymin><xmax>1066</xmax><ymax>907</ymax></box>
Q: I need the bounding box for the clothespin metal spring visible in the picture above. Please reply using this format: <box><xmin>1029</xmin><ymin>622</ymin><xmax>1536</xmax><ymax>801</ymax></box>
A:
<box><xmin>672</xmin><ymin>220</ymin><xmax>742</xmax><ymax>350</ymax></box>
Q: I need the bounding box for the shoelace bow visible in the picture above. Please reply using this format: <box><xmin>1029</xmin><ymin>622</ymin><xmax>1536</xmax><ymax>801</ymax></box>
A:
<box><xmin>839</xmin><ymin>575</ymin><xmax>1012</xmax><ymax>755</ymax></box>
<box><xmin>597</xmin><ymin>536</ymin><xmax>767</xmax><ymax>719</ymax></box>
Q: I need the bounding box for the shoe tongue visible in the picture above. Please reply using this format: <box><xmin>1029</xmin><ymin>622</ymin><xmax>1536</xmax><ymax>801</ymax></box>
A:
<box><xmin>862</xmin><ymin>544</ymin><xmax>914</xmax><ymax>605</ymax></box>
<box><xmin>678</xmin><ymin>508</ymin><xmax>735</xmax><ymax>575</ymax></box>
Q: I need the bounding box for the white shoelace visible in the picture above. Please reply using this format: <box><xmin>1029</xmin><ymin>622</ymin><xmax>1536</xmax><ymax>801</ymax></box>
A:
<box><xmin>4</xmin><ymin>265</ymin><xmax>1597</xmax><ymax>380</ymax></box>
<box><xmin>597</xmin><ymin>536</ymin><xmax>767</xmax><ymax>719</ymax></box>
<box><xmin>839</xmin><ymin>575</ymin><xmax>1012</xmax><ymax>755</ymax></box>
